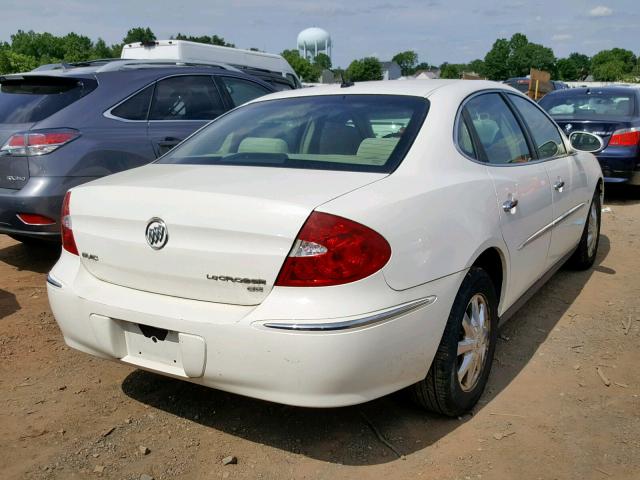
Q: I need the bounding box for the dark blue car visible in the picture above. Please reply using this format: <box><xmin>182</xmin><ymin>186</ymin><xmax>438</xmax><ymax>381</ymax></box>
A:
<box><xmin>0</xmin><ymin>60</ymin><xmax>275</xmax><ymax>243</ymax></box>
<box><xmin>539</xmin><ymin>86</ymin><xmax>640</xmax><ymax>185</ymax></box>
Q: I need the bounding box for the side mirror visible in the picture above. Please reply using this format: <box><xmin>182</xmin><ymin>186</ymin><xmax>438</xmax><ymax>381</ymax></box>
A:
<box><xmin>569</xmin><ymin>131</ymin><xmax>604</xmax><ymax>153</ymax></box>
<box><xmin>538</xmin><ymin>140</ymin><xmax>559</xmax><ymax>158</ymax></box>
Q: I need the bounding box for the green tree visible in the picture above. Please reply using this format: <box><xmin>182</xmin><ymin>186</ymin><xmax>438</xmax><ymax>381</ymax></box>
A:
<box><xmin>413</xmin><ymin>61</ymin><xmax>430</xmax><ymax>72</ymax></box>
<box><xmin>556</xmin><ymin>58</ymin><xmax>578</xmax><ymax>80</ymax></box>
<box><xmin>313</xmin><ymin>53</ymin><xmax>332</xmax><ymax>70</ymax></box>
<box><xmin>123</xmin><ymin>27</ymin><xmax>156</xmax><ymax>44</ymax></box>
<box><xmin>439</xmin><ymin>62</ymin><xmax>461</xmax><ymax>79</ymax></box>
<box><xmin>568</xmin><ymin>53</ymin><xmax>591</xmax><ymax>79</ymax></box>
<box><xmin>592</xmin><ymin>60</ymin><xmax>627</xmax><ymax>81</ymax></box>
<box><xmin>60</xmin><ymin>32</ymin><xmax>93</xmax><ymax>62</ymax></box>
<box><xmin>507</xmin><ymin>33</ymin><xmax>555</xmax><ymax>77</ymax></box>
<box><xmin>392</xmin><ymin>50</ymin><xmax>418</xmax><ymax>76</ymax></box>
<box><xmin>345</xmin><ymin>57</ymin><xmax>382</xmax><ymax>82</ymax></box>
<box><xmin>483</xmin><ymin>33</ymin><xmax>555</xmax><ymax>80</ymax></box>
<box><xmin>173</xmin><ymin>33</ymin><xmax>235</xmax><ymax>48</ymax></box>
<box><xmin>466</xmin><ymin>59</ymin><xmax>485</xmax><ymax>76</ymax></box>
<box><xmin>281</xmin><ymin>49</ymin><xmax>319</xmax><ymax>82</ymax></box>
<box><xmin>10</xmin><ymin>30</ymin><xmax>65</xmax><ymax>62</ymax></box>
<box><xmin>92</xmin><ymin>38</ymin><xmax>116</xmax><ymax>59</ymax></box>
<box><xmin>591</xmin><ymin>48</ymin><xmax>636</xmax><ymax>76</ymax></box>
<box><xmin>0</xmin><ymin>49</ymin><xmax>38</xmax><ymax>73</ymax></box>
<box><xmin>483</xmin><ymin>38</ymin><xmax>511</xmax><ymax>80</ymax></box>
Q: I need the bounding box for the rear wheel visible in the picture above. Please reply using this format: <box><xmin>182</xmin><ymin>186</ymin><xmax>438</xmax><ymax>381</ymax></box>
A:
<box><xmin>410</xmin><ymin>267</ymin><xmax>498</xmax><ymax>416</ymax></box>
<box><xmin>567</xmin><ymin>189</ymin><xmax>601</xmax><ymax>270</ymax></box>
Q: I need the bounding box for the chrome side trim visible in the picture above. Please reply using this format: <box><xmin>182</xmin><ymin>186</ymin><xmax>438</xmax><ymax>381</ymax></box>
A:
<box><xmin>263</xmin><ymin>296</ymin><xmax>437</xmax><ymax>332</ymax></box>
<box><xmin>518</xmin><ymin>202</ymin><xmax>586</xmax><ymax>250</ymax></box>
<box><xmin>46</xmin><ymin>274</ymin><xmax>62</xmax><ymax>288</ymax></box>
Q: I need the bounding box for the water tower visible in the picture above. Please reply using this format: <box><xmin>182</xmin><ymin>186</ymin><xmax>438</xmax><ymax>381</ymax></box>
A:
<box><xmin>297</xmin><ymin>27</ymin><xmax>332</xmax><ymax>61</ymax></box>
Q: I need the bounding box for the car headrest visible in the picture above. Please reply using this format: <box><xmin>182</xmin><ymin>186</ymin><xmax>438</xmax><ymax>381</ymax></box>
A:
<box><xmin>237</xmin><ymin>137</ymin><xmax>289</xmax><ymax>154</ymax></box>
<box><xmin>356</xmin><ymin>138</ymin><xmax>400</xmax><ymax>164</ymax></box>
<box><xmin>472</xmin><ymin>119</ymin><xmax>500</xmax><ymax>144</ymax></box>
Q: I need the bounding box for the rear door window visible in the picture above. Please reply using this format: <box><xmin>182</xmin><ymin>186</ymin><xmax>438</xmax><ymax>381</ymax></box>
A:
<box><xmin>219</xmin><ymin>77</ymin><xmax>271</xmax><ymax>107</ymax></box>
<box><xmin>0</xmin><ymin>76</ymin><xmax>97</xmax><ymax>123</ymax></box>
<box><xmin>463</xmin><ymin>93</ymin><xmax>532</xmax><ymax>164</ymax></box>
<box><xmin>110</xmin><ymin>85</ymin><xmax>153</xmax><ymax>121</ymax></box>
<box><xmin>508</xmin><ymin>94</ymin><xmax>567</xmax><ymax>159</ymax></box>
<box><xmin>149</xmin><ymin>76</ymin><xmax>225</xmax><ymax>121</ymax></box>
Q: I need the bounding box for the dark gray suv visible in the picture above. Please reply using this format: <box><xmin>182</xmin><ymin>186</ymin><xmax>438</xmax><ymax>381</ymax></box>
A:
<box><xmin>0</xmin><ymin>60</ymin><xmax>275</xmax><ymax>243</ymax></box>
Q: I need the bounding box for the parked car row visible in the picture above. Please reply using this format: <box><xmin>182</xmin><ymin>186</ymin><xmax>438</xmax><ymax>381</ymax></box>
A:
<box><xmin>44</xmin><ymin>79</ymin><xmax>605</xmax><ymax>415</ymax></box>
<box><xmin>0</xmin><ymin>60</ymin><xmax>276</xmax><ymax>243</ymax></box>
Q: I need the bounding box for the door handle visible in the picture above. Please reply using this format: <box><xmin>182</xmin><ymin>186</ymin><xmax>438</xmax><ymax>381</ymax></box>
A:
<box><xmin>554</xmin><ymin>179</ymin><xmax>565</xmax><ymax>192</ymax></box>
<box><xmin>502</xmin><ymin>197</ymin><xmax>519</xmax><ymax>214</ymax></box>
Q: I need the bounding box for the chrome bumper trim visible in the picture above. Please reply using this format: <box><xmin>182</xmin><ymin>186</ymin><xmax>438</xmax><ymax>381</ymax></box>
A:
<box><xmin>263</xmin><ymin>296</ymin><xmax>437</xmax><ymax>332</ymax></box>
<box><xmin>519</xmin><ymin>202</ymin><xmax>586</xmax><ymax>250</ymax></box>
<box><xmin>46</xmin><ymin>273</ymin><xmax>62</xmax><ymax>288</ymax></box>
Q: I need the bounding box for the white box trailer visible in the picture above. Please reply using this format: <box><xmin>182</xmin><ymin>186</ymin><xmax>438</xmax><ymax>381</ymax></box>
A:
<box><xmin>121</xmin><ymin>40</ymin><xmax>301</xmax><ymax>87</ymax></box>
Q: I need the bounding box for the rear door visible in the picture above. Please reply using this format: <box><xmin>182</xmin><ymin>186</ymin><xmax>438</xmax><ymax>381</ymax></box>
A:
<box><xmin>463</xmin><ymin>92</ymin><xmax>553</xmax><ymax>308</ymax></box>
<box><xmin>507</xmin><ymin>93</ymin><xmax>589</xmax><ymax>265</ymax></box>
<box><xmin>147</xmin><ymin>75</ymin><xmax>227</xmax><ymax>157</ymax></box>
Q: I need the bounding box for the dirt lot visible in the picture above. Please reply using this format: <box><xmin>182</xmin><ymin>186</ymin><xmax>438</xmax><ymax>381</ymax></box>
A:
<box><xmin>1</xmin><ymin>188</ymin><xmax>639</xmax><ymax>480</ymax></box>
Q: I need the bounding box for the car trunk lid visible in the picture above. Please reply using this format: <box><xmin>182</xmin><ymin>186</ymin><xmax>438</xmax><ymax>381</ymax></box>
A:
<box><xmin>71</xmin><ymin>164</ymin><xmax>385</xmax><ymax>305</ymax></box>
<box><xmin>554</xmin><ymin>119</ymin><xmax>634</xmax><ymax>148</ymax></box>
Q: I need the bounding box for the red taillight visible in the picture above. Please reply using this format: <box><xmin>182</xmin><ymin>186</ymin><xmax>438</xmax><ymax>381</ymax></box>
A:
<box><xmin>16</xmin><ymin>213</ymin><xmax>56</xmax><ymax>225</ymax></box>
<box><xmin>61</xmin><ymin>191</ymin><xmax>78</xmax><ymax>255</ymax></box>
<box><xmin>609</xmin><ymin>129</ymin><xmax>640</xmax><ymax>146</ymax></box>
<box><xmin>0</xmin><ymin>129</ymin><xmax>79</xmax><ymax>156</ymax></box>
<box><xmin>275</xmin><ymin>212</ymin><xmax>391</xmax><ymax>287</ymax></box>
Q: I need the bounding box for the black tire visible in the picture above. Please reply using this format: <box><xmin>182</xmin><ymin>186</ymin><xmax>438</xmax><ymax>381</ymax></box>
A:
<box><xmin>410</xmin><ymin>267</ymin><xmax>498</xmax><ymax>417</ymax></box>
<box><xmin>567</xmin><ymin>189</ymin><xmax>601</xmax><ymax>270</ymax></box>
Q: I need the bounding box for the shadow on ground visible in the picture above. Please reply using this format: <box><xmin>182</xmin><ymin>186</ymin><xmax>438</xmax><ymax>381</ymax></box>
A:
<box><xmin>0</xmin><ymin>288</ymin><xmax>19</xmax><ymax>320</ymax></box>
<box><xmin>0</xmin><ymin>237</ymin><xmax>59</xmax><ymax>274</ymax></box>
<box><xmin>122</xmin><ymin>235</ymin><xmax>610</xmax><ymax>466</ymax></box>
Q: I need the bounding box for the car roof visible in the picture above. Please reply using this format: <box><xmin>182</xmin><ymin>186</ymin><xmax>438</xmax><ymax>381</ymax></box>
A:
<box><xmin>247</xmin><ymin>79</ymin><xmax>518</xmax><ymax>103</ymax></box>
<box><xmin>544</xmin><ymin>86</ymin><xmax>640</xmax><ymax>97</ymax></box>
<box><xmin>1</xmin><ymin>61</ymin><xmax>276</xmax><ymax>91</ymax></box>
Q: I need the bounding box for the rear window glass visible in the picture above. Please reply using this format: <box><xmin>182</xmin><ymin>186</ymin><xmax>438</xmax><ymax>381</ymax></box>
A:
<box><xmin>0</xmin><ymin>76</ymin><xmax>97</xmax><ymax>123</ymax></box>
<box><xmin>540</xmin><ymin>91</ymin><xmax>636</xmax><ymax>118</ymax></box>
<box><xmin>158</xmin><ymin>95</ymin><xmax>429</xmax><ymax>173</ymax></box>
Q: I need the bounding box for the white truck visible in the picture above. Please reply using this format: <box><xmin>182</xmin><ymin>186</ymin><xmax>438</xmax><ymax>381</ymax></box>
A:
<box><xmin>121</xmin><ymin>40</ymin><xmax>301</xmax><ymax>89</ymax></box>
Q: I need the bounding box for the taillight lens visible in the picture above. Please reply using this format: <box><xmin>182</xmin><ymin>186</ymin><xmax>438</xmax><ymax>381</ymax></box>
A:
<box><xmin>609</xmin><ymin>128</ymin><xmax>640</xmax><ymax>146</ymax></box>
<box><xmin>275</xmin><ymin>212</ymin><xmax>391</xmax><ymax>287</ymax></box>
<box><xmin>61</xmin><ymin>191</ymin><xmax>78</xmax><ymax>255</ymax></box>
<box><xmin>16</xmin><ymin>213</ymin><xmax>56</xmax><ymax>225</ymax></box>
<box><xmin>0</xmin><ymin>129</ymin><xmax>79</xmax><ymax>156</ymax></box>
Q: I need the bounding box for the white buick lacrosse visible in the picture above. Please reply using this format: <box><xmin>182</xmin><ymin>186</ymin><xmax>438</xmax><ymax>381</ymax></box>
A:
<box><xmin>47</xmin><ymin>80</ymin><xmax>603</xmax><ymax>415</ymax></box>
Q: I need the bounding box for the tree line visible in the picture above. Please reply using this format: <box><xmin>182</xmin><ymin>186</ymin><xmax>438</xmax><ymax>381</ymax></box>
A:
<box><xmin>0</xmin><ymin>27</ymin><xmax>235</xmax><ymax>74</ymax></box>
<box><xmin>0</xmin><ymin>28</ymin><xmax>638</xmax><ymax>84</ymax></box>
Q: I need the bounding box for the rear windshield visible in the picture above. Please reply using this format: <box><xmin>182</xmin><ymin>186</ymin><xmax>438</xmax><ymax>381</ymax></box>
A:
<box><xmin>540</xmin><ymin>91</ymin><xmax>636</xmax><ymax>118</ymax></box>
<box><xmin>158</xmin><ymin>94</ymin><xmax>429</xmax><ymax>173</ymax></box>
<box><xmin>0</xmin><ymin>76</ymin><xmax>97</xmax><ymax>123</ymax></box>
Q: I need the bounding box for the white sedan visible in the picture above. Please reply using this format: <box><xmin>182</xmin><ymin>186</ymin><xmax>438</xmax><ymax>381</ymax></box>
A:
<box><xmin>47</xmin><ymin>80</ymin><xmax>603</xmax><ymax>416</ymax></box>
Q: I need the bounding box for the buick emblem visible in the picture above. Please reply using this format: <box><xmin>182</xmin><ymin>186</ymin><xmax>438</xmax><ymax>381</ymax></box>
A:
<box><xmin>145</xmin><ymin>218</ymin><xmax>168</xmax><ymax>250</ymax></box>
<box><xmin>564</xmin><ymin>123</ymin><xmax>572</xmax><ymax>133</ymax></box>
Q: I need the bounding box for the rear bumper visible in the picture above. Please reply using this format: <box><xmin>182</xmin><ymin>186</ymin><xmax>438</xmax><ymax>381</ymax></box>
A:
<box><xmin>47</xmin><ymin>252</ymin><xmax>464</xmax><ymax>407</ymax></box>
<box><xmin>0</xmin><ymin>176</ymin><xmax>98</xmax><ymax>238</ymax></box>
<box><xmin>596</xmin><ymin>155</ymin><xmax>640</xmax><ymax>185</ymax></box>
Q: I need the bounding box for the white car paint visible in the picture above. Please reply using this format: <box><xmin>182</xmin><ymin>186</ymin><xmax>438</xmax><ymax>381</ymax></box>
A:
<box><xmin>47</xmin><ymin>80</ymin><xmax>603</xmax><ymax>407</ymax></box>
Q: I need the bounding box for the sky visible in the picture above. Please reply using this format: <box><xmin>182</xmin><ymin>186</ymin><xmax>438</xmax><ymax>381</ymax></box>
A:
<box><xmin>0</xmin><ymin>0</ymin><xmax>638</xmax><ymax>68</ymax></box>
